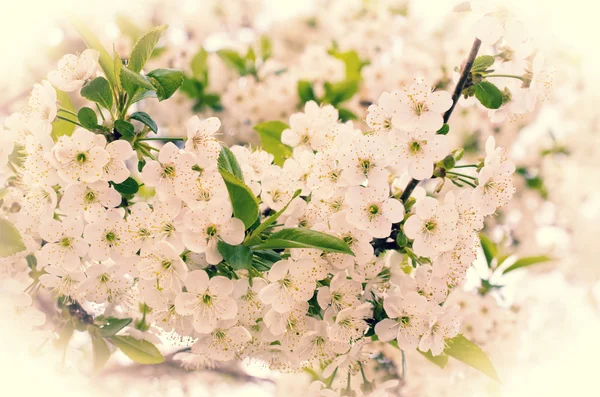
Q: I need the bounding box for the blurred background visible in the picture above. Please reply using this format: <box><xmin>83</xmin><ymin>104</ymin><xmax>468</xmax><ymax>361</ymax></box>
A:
<box><xmin>1</xmin><ymin>0</ymin><xmax>599</xmax><ymax>396</ymax></box>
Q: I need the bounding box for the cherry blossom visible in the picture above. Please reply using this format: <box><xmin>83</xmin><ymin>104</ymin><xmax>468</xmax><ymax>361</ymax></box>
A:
<box><xmin>47</xmin><ymin>49</ymin><xmax>99</xmax><ymax>92</ymax></box>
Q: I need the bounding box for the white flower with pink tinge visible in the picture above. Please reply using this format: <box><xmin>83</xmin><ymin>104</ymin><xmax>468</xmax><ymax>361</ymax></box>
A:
<box><xmin>418</xmin><ymin>305</ymin><xmax>461</xmax><ymax>356</ymax></box>
<box><xmin>191</xmin><ymin>319</ymin><xmax>251</xmax><ymax>361</ymax></box>
<box><xmin>53</xmin><ymin>129</ymin><xmax>109</xmax><ymax>183</ymax></box>
<box><xmin>390</xmin><ymin>81</ymin><xmax>453</xmax><ymax>132</ymax></box>
<box><xmin>404</xmin><ymin>196</ymin><xmax>459</xmax><ymax>257</ymax></box>
<box><xmin>174</xmin><ymin>270</ymin><xmax>238</xmax><ymax>334</ymax></box>
<box><xmin>388</xmin><ymin>127</ymin><xmax>449</xmax><ymax>180</ymax></box>
<box><xmin>259</xmin><ymin>258</ymin><xmax>316</xmax><ymax>313</ymax></box>
<box><xmin>38</xmin><ymin>217</ymin><xmax>87</xmax><ymax>270</ymax></box>
<box><xmin>47</xmin><ymin>49</ymin><xmax>99</xmax><ymax>92</ymax></box>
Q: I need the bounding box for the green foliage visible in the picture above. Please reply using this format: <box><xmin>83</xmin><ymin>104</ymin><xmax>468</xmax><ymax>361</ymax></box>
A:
<box><xmin>259</xmin><ymin>35</ymin><xmax>273</xmax><ymax>60</ymax></box>
<box><xmin>245</xmin><ymin>189</ymin><xmax>301</xmax><ymax>246</ymax></box>
<box><xmin>111</xmin><ymin>177</ymin><xmax>139</xmax><ymax>195</ymax></box>
<box><xmin>115</xmin><ymin>15</ymin><xmax>143</xmax><ymax>42</ymax></box>
<box><xmin>253</xmin><ymin>121</ymin><xmax>293</xmax><ymax>166</ymax></box>
<box><xmin>217</xmin><ymin>146</ymin><xmax>245</xmax><ymax>180</ymax></box>
<box><xmin>91</xmin><ymin>334</ymin><xmax>112</xmax><ymax>372</ymax></box>
<box><xmin>217</xmin><ymin>49</ymin><xmax>247</xmax><ymax>74</ymax></box>
<box><xmin>128</xmin><ymin>25</ymin><xmax>168</xmax><ymax>73</ymax></box>
<box><xmin>503</xmin><ymin>255</ymin><xmax>552</xmax><ymax>274</ymax></box>
<box><xmin>95</xmin><ymin>317</ymin><xmax>132</xmax><ymax>337</ymax></box>
<box><xmin>419</xmin><ymin>350</ymin><xmax>449</xmax><ymax>369</ymax></box>
<box><xmin>445</xmin><ymin>334</ymin><xmax>499</xmax><ymax>382</ymax></box>
<box><xmin>479</xmin><ymin>234</ymin><xmax>497</xmax><ymax>268</ymax></box>
<box><xmin>52</xmin><ymin>89</ymin><xmax>76</xmax><ymax>140</ymax></box>
<box><xmin>329</xmin><ymin>49</ymin><xmax>366</xmax><ymax>81</ymax></box>
<box><xmin>251</xmin><ymin>228</ymin><xmax>354</xmax><ymax>255</ymax></box>
<box><xmin>71</xmin><ymin>17</ymin><xmax>116</xmax><ymax>87</ymax></box>
<box><xmin>146</xmin><ymin>68</ymin><xmax>184</xmax><ymax>101</ymax></box>
<box><xmin>474</xmin><ymin>81</ymin><xmax>503</xmax><ymax>109</ymax></box>
<box><xmin>109</xmin><ymin>335</ymin><xmax>165</xmax><ymax>364</ymax></box>
<box><xmin>0</xmin><ymin>218</ymin><xmax>26</xmax><ymax>258</ymax></box>
<box><xmin>77</xmin><ymin>107</ymin><xmax>99</xmax><ymax>131</ymax></box>
<box><xmin>81</xmin><ymin>77</ymin><xmax>113</xmax><ymax>110</ymax></box>
<box><xmin>217</xmin><ymin>241</ymin><xmax>253</xmax><ymax>270</ymax></box>
<box><xmin>322</xmin><ymin>80</ymin><xmax>358</xmax><ymax>106</ymax></box>
<box><xmin>298</xmin><ymin>80</ymin><xmax>317</xmax><ymax>103</ymax></box>
<box><xmin>114</xmin><ymin>120</ymin><xmax>135</xmax><ymax>137</ymax></box>
<box><xmin>190</xmin><ymin>48</ymin><xmax>209</xmax><ymax>81</ymax></box>
<box><xmin>471</xmin><ymin>55</ymin><xmax>495</xmax><ymax>74</ymax></box>
<box><xmin>436</xmin><ymin>123</ymin><xmax>450</xmax><ymax>135</ymax></box>
<box><xmin>129</xmin><ymin>111</ymin><xmax>158</xmax><ymax>133</ymax></box>
<box><xmin>119</xmin><ymin>66</ymin><xmax>155</xmax><ymax>97</ymax></box>
<box><xmin>337</xmin><ymin>107</ymin><xmax>357</xmax><ymax>122</ymax></box>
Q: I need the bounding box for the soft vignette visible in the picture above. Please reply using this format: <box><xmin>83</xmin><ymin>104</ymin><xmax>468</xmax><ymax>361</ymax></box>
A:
<box><xmin>1</xmin><ymin>0</ymin><xmax>599</xmax><ymax>396</ymax></box>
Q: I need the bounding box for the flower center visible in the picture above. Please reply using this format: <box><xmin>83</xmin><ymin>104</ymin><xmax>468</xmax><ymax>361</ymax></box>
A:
<box><xmin>424</xmin><ymin>220</ymin><xmax>437</xmax><ymax>231</ymax></box>
<box><xmin>359</xmin><ymin>158</ymin><xmax>372</xmax><ymax>175</ymax></box>
<box><xmin>162</xmin><ymin>164</ymin><xmax>176</xmax><ymax>178</ymax></box>
<box><xmin>202</xmin><ymin>294</ymin><xmax>213</xmax><ymax>305</ymax></box>
<box><xmin>400</xmin><ymin>316</ymin><xmax>410</xmax><ymax>326</ymax></box>
<box><xmin>84</xmin><ymin>189</ymin><xmax>96</xmax><ymax>203</ymax></box>
<box><xmin>206</xmin><ymin>225</ymin><xmax>218</xmax><ymax>237</ymax></box>
<box><xmin>59</xmin><ymin>237</ymin><xmax>72</xmax><ymax>247</ymax></box>
<box><xmin>76</xmin><ymin>152</ymin><xmax>88</xmax><ymax>164</ymax></box>
<box><xmin>409</xmin><ymin>140</ymin><xmax>422</xmax><ymax>154</ymax></box>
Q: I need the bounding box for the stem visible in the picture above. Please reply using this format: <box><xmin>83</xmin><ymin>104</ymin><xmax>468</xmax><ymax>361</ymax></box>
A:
<box><xmin>56</xmin><ymin>115</ymin><xmax>83</xmax><ymax>127</ymax></box>
<box><xmin>139</xmin><ymin>137</ymin><xmax>185</xmax><ymax>142</ymax></box>
<box><xmin>401</xmin><ymin>349</ymin><xmax>407</xmax><ymax>380</ymax></box>
<box><xmin>399</xmin><ymin>178</ymin><xmax>420</xmax><ymax>203</ymax></box>
<box><xmin>485</xmin><ymin>74</ymin><xmax>525</xmax><ymax>81</ymax></box>
<box><xmin>454</xmin><ymin>164</ymin><xmax>478</xmax><ymax>169</ymax></box>
<box><xmin>447</xmin><ymin>171</ymin><xmax>477</xmax><ymax>180</ymax></box>
<box><xmin>326</xmin><ymin>368</ymin><xmax>338</xmax><ymax>388</ymax></box>
<box><xmin>96</xmin><ymin>103</ymin><xmax>106</xmax><ymax>122</ymax></box>
<box><xmin>456</xmin><ymin>177</ymin><xmax>477</xmax><ymax>188</ymax></box>
<box><xmin>58</xmin><ymin>107</ymin><xmax>78</xmax><ymax>117</ymax></box>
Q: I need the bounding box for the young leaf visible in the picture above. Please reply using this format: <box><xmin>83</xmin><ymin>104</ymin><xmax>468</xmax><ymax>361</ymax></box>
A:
<box><xmin>244</xmin><ymin>189</ymin><xmax>301</xmax><ymax>246</ymax></box>
<box><xmin>330</xmin><ymin>50</ymin><xmax>364</xmax><ymax>81</ymax></box>
<box><xmin>0</xmin><ymin>218</ymin><xmax>26</xmax><ymax>257</ymax></box>
<box><xmin>120</xmin><ymin>67</ymin><xmax>155</xmax><ymax>97</ymax></box>
<box><xmin>217</xmin><ymin>49</ymin><xmax>246</xmax><ymax>74</ymax></box>
<box><xmin>252</xmin><ymin>250</ymin><xmax>282</xmax><ymax>271</ymax></box>
<box><xmin>251</xmin><ymin>228</ymin><xmax>354</xmax><ymax>255</ymax></box>
<box><xmin>503</xmin><ymin>255</ymin><xmax>552</xmax><ymax>274</ymax></box>
<box><xmin>259</xmin><ymin>35</ymin><xmax>272</xmax><ymax>60</ymax></box>
<box><xmin>298</xmin><ymin>80</ymin><xmax>317</xmax><ymax>103</ymax></box>
<box><xmin>253</xmin><ymin>121</ymin><xmax>292</xmax><ymax>166</ymax></box>
<box><xmin>114</xmin><ymin>120</ymin><xmax>135</xmax><ymax>137</ymax></box>
<box><xmin>112</xmin><ymin>177</ymin><xmax>139</xmax><ymax>195</ymax></box>
<box><xmin>436</xmin><ymin>123</ymin><xmax>450</xmax><ymax>135</ymax></box>
<box><xmin>113</xmin><ymin>47</ymin><xmax>123</xmax><ymax>92</ymax></box>
<box><xmin>81</xmin><ymin>77</ymin><xmax>114</xmax><ymax>110</ymax></box>
<box><xmin>52</xmin><ymin>89</ymin><xmax>76</xmax><ymax>141</ymax></box>
<box><xmin>129</xmin><ymin>111</ymin><xmax>158</xmax><ymax>133</ymax></box>
<box><xmin>109</xmin><ymin>335</ymin><xmax>164</xmax><ymax>364</ymax></box>
<box><xmin>323</xmin><ymin>80</ymin><xmax>358</xmax><ymax>106</ymax></box>
<box><xmin>219</xmin><ymin>169</ymin><xmax>259</xmax><ymax>230</ymax></box>
<box><xmin>78</xmin><ymin>107</ymin><xmax>98</xmax><ymax>130</ymax></box>
<box><xmin>190</xmin><ymin>48</ymin><xmax>208</xmax><ymax>82</ymax></box>
<box><xmin>472</xmin><ymin>55</ymin><xmax>495</xmax><ymax>73</ymax></box>
<box><xmin>128</xmin><ymin>25</ymin><xmax>168</xmax><ymax>73</ymax></box>
<box><xmin>147</xmin><ymin>68</ymin><xmax>184</xmax><ymax>101</ymax></box>
<box><xmin>419</xmin><ymin>350</ymin><xmax>449</xmax><ymax>369</ymax></box>
<box><xmin>91</xmin><ymin>335</ymin><xmax>112</xmax><ymax>372</ymax></box>
<box><xmin>337</xmin><ymin>107</ymin><xmax>357</xmax><ymax>122</ymax></box>
<box><xmin>96</xmin><ymin>317</ymin><xmax>132</xmax><ymax>337</ymax></box>
<box><xmin>70</xmin><ymin>17</ymin><xmax>116</xmax><ymax>87</ymax></box>
<box><xmin>474</xmin><ymin>81</ymin><xmax>502</xmax><ymax>109</ymax></box>
<box><xmin>217</xmin><ymin>241</ymin><xmax>253</xmax><ymax>270</ymax></box>
<box><xmin>445</xmin><ymin>334</ymin><xmax>499</xmax><ymax>381</ymax></box>
<box><xmin>217</xmin><ymin>146</ymin><xmax>244</xmax><ymax>180</ymax></box>
<box><xmin>479</xmin><ymin>234</ymin><xmax>497</xmax><ymax>268</ymax></box>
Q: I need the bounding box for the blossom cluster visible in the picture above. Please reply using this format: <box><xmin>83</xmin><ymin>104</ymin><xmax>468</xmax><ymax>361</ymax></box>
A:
<box><xmin>0</xmin><ymin>2</ymin><xmax>554</xmax><ymax>396</ymax></box>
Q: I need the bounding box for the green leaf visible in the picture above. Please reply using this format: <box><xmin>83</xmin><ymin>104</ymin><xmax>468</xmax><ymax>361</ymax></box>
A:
<box><xmin>128</xmin><ymin>25</ymin><xmax>168</xmax><ymax>73</ymax></box>
<box><xmin>472</xmin><ymin>55</ymin><xmax>495</xmax><ymax>73</ymax></box>
<box><xmin>109</xmin><ymin>335</ymin><xmax>164</xmax><ymax>364</ymax></box>
<box><xmin>419</xmin><ymin>350</ymin><xmax>448</xmax><ymax>369</ymax></box>
<box><xmin>81</xmin><ymin>77</ymin><xmax>114</xmax><ymax>110</ymax></box>
<box><xmin>113</xmin><ymin>47</ymin><xmax>123</xmax><ymax>92</ymax></box>
<box><xmin>96</xmin><ymin>317</ymin><xmax>132</xmax><ymax>337</ymax></box>
<box><xmin>119</xmin><ymin>66</ymin><xmax>155</xmax><ymax>97</ymax></box>
<box><xmin>245</xmin><ymin>189</ymin><xmax>301</xmax><ymax>246</ymax></box>
<box><xmin>217</xmin><ymin>49</ymin><xmax>246</xmax><ymax>74</ymax></box>
<box><xmin>252</xmin><ymin>250</ymin><xmax>282</xmax><ymax>271</ymax></box>
<box><xmin>436</xmin><ymin>123</ymin><xmax>450</xmax><ymax>135</ymax></box>
<box><xmin>259</xmin><ymin>35</ymin><xmax>272</xmax><ymax>60</ymax></box>
<box><xmin>114</xmin><ymin>120</ymin><xmax>135</xmax><ymax>137</ymax></box>
<box><xmin>330</xmin><ymin>50</ymin><xmax>364</xmax><ymax>81</ymax></box>
<box><xmin>474</xmin><ymin>81</ymin><xmax>502</xmax><ymax>109</ymax></box>
<box><xmin>129</xmin><ymin>111</ymin><xmax>158</xmax><ymax>133</ymax></box>
<box><xmin>253</xmin><ymin>121</ymin><xmax>292</xmax><ymax>166</ymax></box>
<box><xmin>91</xmin><ymin>335</ymin><xmax>112</xmax><ymax>372</ymax></box>
<box><xmin>115</xmin><ymin>14</ymin><xmax>143</xmax><ymax>42</ymax></box>
<box><xmin>71</xmin><ymin>17</ymin><xmax>116</xmax><ymax>88</ymax></box>
<box><xmin>78</xmin><ymin>107</ymin><xmax>98</xmax><ymax>130</ymax></box>
<box><xmin>252</xmin><ymin>228</ymin><xmax>354</xmax><ymax>255</ymax></box>
<box><xmin>217</xmin><ymin>146</ymin><xmax>244</xmax><ymax>180</ymax></box>
<box><xmin>112</xmin><ymin>177</ymin><xmax>139</xmax><ymax>195</ymax></box>
<box><xmin>298</xmin><ymin>80</ymin><xmax>317</xmax><ymax>103</ymax></box>
<box><xmin>479</xmin><ymin>234</ymin><xmax>497</xmax><ymax>268</ymax></box>
<box><xmin>0</xmin><ymin>218</ymin><xmax>26</xmax><ymax>257</ymax></box>
<box><xmin>503</xmin><ymin>255</ymin><xmax>552</xmax><ymax>274</ymax></box>
<box><xmin>52</xmin><ymin>89</ymin><xmax>76</xmax><ymax>141</ymax></box>
<box><xmin>219</xmin><ymin>169</ymin><xmax>259</xmax><ymax>230</ymax></box>
<box><xmin>190</xmin><ymin>48</ymin><xmax>208</xmax><ymax>82</ymax></box>
<box><xmin>445</xmin><ymin>334</ymin><xmax>499</xmax><ymax>381</ymax></box>
<box><xmin>217</xmin><ymin>241</ymin><xmax>253</xmax><ymax>270</ymax></box>
<box><xmin>147</xmin><ymin>68</ymin><xmax>184</xmax><ymax>101</ymax></box>
<box><xmin>337</xmin><ymin>108</ymin><xmax>357</xmax><ymax>122</ymax></box>
<box><xmin>323</xmin><ymin>80</ymin><xmax>358</xmax><ymax>106</ymax></box>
